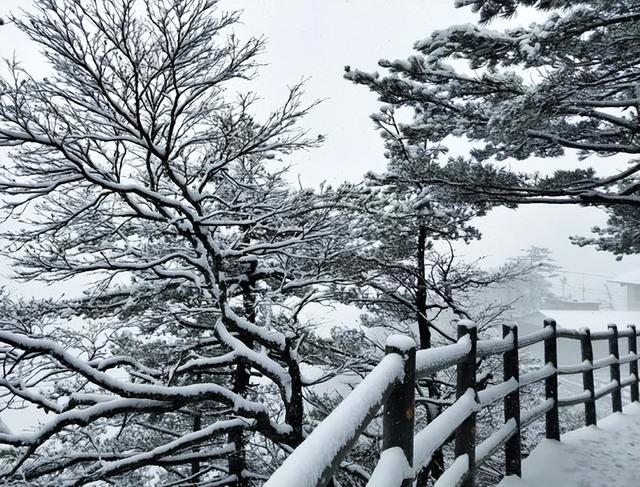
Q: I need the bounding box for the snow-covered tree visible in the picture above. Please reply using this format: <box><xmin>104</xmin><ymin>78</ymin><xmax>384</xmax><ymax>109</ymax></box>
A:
<box><xmin>345</xmin><ymin>0</ymin><xmax>640</xmax><ymax>256</ymax></box>
<box><xmin>0</xmin><ymin>1</ymin><xmax>355</xmax><ymax>485</ymax></box>
<box><xmin>508</xmin><ymin>246</ymin><xmax>560</xmax><ymax>312</ymax></box>
<box><xmin>327</xmin><ymin>108</ymin><xmax>523</xmax><ymax>484</ymax></box>
<box><xmin>338</xmin><ymin>108</ymin><xmax>510</xmax><ymax>347</ymax></box>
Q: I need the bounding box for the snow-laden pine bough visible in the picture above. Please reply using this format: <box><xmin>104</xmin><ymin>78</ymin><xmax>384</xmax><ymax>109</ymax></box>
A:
<box><xmin>266</xmin><ymin>320</ymin><xmax>640</xmax><ymax>487</ymax></box>
<box><xmin>346</xmin><ymin>0</ymin><xmax>640</xmax><ymax>260</ymax></box>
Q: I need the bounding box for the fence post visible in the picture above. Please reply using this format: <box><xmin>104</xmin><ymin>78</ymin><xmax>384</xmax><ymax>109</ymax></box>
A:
<box><xmin>580</xmin><ymin>329</ymin><xmax>597</xmax><ymax>427</ymax></box>
<box><xmin>383</xmin><ymin>336</ymin><xmax>416</xmax><ymax>487</ymax></box>
<box><xmin>502</xmin><ymin>324</ymin><xmax>521</xmax><ymax>477</ymax></box>
<box><xmin>628</xmin><ymin>325</ymin><xmax>639</xmax><ymax>403</ymax></box>
<box><xmin>608</xmin><ymin>324</ymin><xmax>622</xmax><ymax>413</ymax></box>
<box><xmin>543</xmin><ymin>319</ymin><xmax>560</xmax><ymax>440</ymax></box>
<box><xmin>455</xmin><ymin>321</ymin><xmax>477</xmax><ymax>487</ymax></box>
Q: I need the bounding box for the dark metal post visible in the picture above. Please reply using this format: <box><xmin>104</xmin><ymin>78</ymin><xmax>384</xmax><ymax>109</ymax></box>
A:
<box><xmin>502</xmin><ymin>324</ymin><xmax>521</xmax><ymax>477</ymax></box>
<box><xmin>544</xmin><ymin>319</ymin><xmax>560</xmax><ymax>440</ymax></box>
<box><xmin>580</xmin><ymin>329</ymin><xmax>597</xmax><ymax>426</ymax></box>
<box><xmin>383</xmin><ymin>337</ymin><xmax>416</xmax><ymax>487</ymax></box>
<box><xmin>608</xmin><ymin>324</ymin><xmax>622</xmax><ymax>413</ymax></box>
<box><xmin>455</xmin><ymin>322</ymin><xmax>477</xmax><ymax>487</ymax></box>
<box><xmin>628</xmin><ymin>325</ymin><xmax>639</xmax><ymax>403</ymax></box>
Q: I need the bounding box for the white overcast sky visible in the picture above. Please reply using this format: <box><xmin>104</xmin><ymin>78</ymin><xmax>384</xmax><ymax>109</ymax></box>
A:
<box><xmin>1</xmin><ymin>0</ymin><xmax>639</xmax><ymax>298</ymax></box>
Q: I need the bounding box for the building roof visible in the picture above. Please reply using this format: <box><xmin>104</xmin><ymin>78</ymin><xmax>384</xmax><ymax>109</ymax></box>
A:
<box><xmin>519</xmin><ymin>309</ymin><xmax>640</xmax><ymax>332</ymax></box>
<box><xmin>609</xmin><ymin>269</ymin><xmax>640</xmax><ymax>286</ymax></box>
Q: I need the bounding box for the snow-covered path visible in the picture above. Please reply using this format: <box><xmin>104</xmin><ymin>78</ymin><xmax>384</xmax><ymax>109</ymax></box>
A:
<box><xmin>498</xmin><ymin>403</ymin><xmax>640</xmax><ymax>487</ymax></box>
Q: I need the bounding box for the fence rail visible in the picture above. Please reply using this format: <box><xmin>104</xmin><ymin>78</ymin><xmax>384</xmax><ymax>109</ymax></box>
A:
<box><xmin>264</xmin><ymin>319</ymin><xmax>640</xmax><ymax>487</ymax></box>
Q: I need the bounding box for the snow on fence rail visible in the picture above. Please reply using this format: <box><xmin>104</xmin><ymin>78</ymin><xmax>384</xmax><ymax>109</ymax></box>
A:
<box><xmin>266</xmin><ymin>320</ymin><xmax>640</xmax><ymax>487</ymax></box>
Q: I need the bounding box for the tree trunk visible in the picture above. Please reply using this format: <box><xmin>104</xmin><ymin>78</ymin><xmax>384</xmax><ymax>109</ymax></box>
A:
<box><xmin>415</xmin><ymin>224</ymin><xmax>445</xmax><ymax>484</ymax></box>
<box><xmin>284</xmin><ymin>346</ymin><xmax>305</xmax><ymax>445</ymax></box>
<box><xmin>416</xmin><ymin>225</ymin><xmax>431</xmax><ymax>350</ymax></box>
<box><xmin>229</xmin><ymin>358</ymin><xmax>251</xmax><ymax>487</ymax></box>
<box><xmin>191</xmin><ymin>373</ymin><xmax>202</xmax><ymax>484</ymax></box>
<box><xmin>227</xmin><ymin>260</ymin><xmax>257</xmax><ymax>487</ymax></box>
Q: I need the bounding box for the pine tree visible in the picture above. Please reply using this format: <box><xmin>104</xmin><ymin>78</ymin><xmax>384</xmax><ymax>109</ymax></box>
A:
<box><xmin>334</xmin><ymin>108</ymin><xmax>522</xmax><ymax>483</ymax></box>
<box><xmin>346</xmin><ymin>0</ymin><xmax>640</xmax><ymax>256</ymax></box>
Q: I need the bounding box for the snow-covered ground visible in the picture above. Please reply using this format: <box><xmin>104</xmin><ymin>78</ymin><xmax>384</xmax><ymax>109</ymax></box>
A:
<box><xmin>498</xmin><ymin>402</ymin><xmax>640</xmax><ymax>487</ymax></box>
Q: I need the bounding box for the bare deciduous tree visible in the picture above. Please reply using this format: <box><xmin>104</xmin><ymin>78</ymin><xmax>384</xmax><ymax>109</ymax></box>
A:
<box><xmin>0</xmin><ymin>1</ymin><xmax>354</xmax><ymax>485</ymax></box>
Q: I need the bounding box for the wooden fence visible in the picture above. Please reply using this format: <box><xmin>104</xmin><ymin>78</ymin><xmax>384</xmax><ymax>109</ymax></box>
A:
<box><xmin>264</xmin><ymin>319</ymin><xmax>640</xmax><ymax>487</ymax></box>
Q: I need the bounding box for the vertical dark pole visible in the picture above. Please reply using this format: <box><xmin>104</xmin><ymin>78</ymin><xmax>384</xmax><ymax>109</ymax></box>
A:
<box><xmin>455</xmin><ymin>322</ymin><xmax>477</xmax><ymax>487</ymax></box>
<box><xmin>503</xmin><ymin>324</ymin><xmax>521</xmax><ymax>477</ymax></box>
<box><xmin>628</xmin><ymin>325</ymin><xmax>639</xmax><ymax>403</ymax></box>
<box><xmin>383</xmin><ymin>337</ymin><xmax>416</xmax><ymax>487</ymax></box>
<box><xmin>608</xmin><ymin>324</ymin><xmax>622</xmax><ymax>413</ymax></box>
<box><xmin>580</xmin><ymin>329</ymin><xmax>597</xmax><ymax>426</ymax></box>
<box><xmin>544</xmin><ymin>319</ymin><xmax>560</xmax><ymax>440</ymax></box>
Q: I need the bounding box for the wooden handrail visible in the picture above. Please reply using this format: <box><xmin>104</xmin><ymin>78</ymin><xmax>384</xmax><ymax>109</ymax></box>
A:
<box><xmin>609</xmin><ymin>324</ymin><xmax>623</xmax><ymax>412</ymax></box>
<box><xmin>382</xmin><ymin>337</ymin><xmax>416</xmax><ymax>487</ymax></box>
<box><xmin>503</xmin><ymin>324</ymin><xmax>521</xmax><ymax>477</ymax></box>
<box><xmin>263</xmin><ymin>353</ymin><xmax>406</xmax><ymax>487</ymax></box>
<box><xmin>455</xmin><ymin>322</ymin><xmax>477</xmax><ymax>487</ymax></box>
<box><xmin>544</xmin><ymin>319</ymin><xmax>560</xmax><ymax>441</ymax></box>
<box><xmin>581</xmin><ymin>328</ymin><xmax>597</xmax><ymax>426</ymax></box>
<box><xmin>628</xmin><ymin>325</ymin><xmax>639</xmax><ymax>402</ymax></box>
<box><xmin>266</xmin><ymin>319</ymin><xmax>640</xmax><ymax>487</ymax></box>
